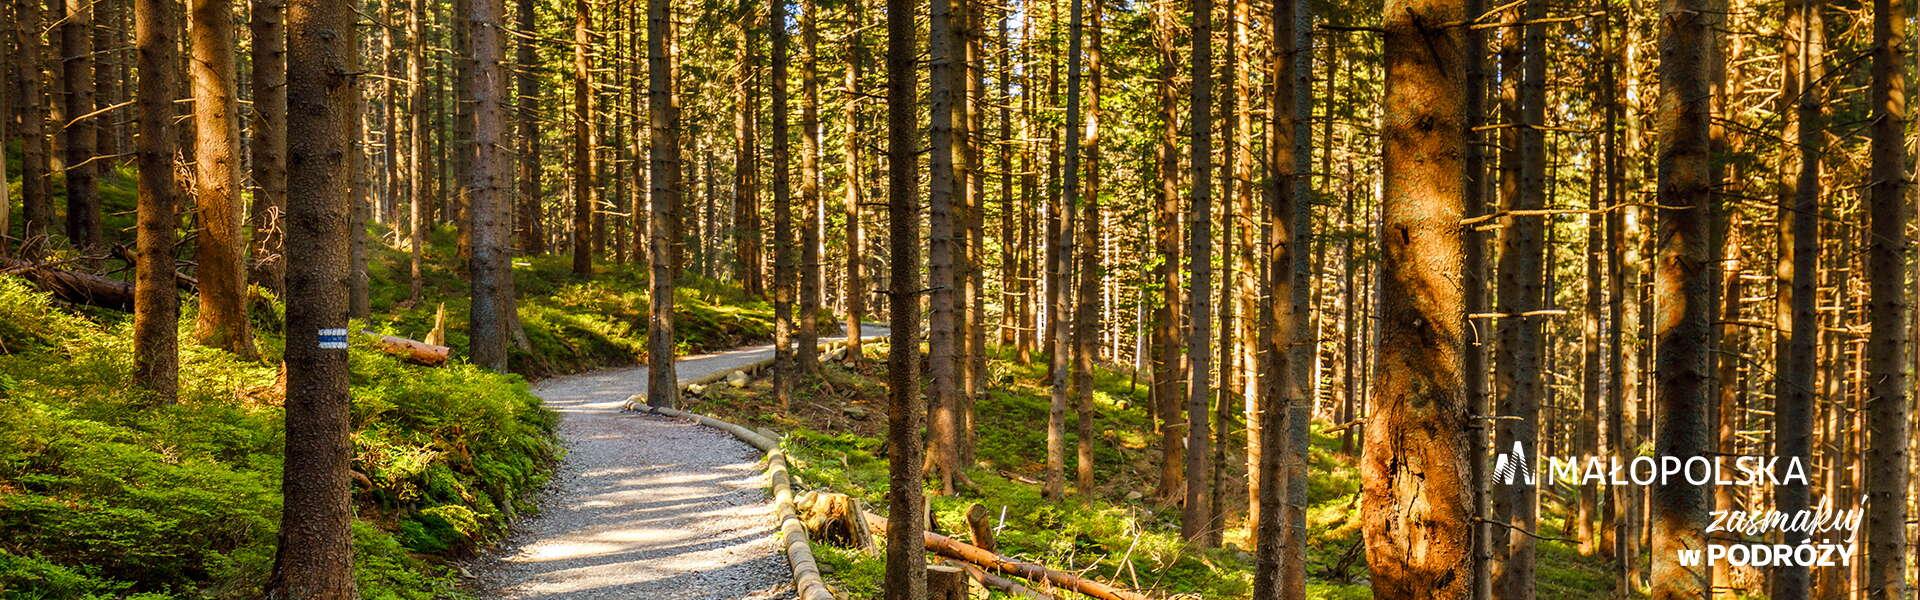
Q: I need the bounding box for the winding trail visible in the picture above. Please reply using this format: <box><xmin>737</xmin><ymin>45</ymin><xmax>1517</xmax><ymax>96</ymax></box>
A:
<box><xmin>476</xmin><ymin>327</ymin><xmax>883</xmax><ymax>600</ymax></box>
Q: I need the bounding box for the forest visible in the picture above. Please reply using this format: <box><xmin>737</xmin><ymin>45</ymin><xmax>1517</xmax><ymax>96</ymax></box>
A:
<box><xmin>2</xmin><ymin>0</ymin><xmax>1918</xmax><ymax>593</ymax></box>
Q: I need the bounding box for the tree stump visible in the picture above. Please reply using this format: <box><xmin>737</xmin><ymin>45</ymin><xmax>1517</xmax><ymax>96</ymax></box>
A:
<box><xmin>964</xmin><ymin>503</ymin><xmax>996</xmax><ymax>552</ymax></box>
<box><xmin>927</xmin><ymin>564</ymin><xmax>968</xmax><ymax>600</ymax></box>
<box><xmin>796</xmin><ymin>491</ymin><xmax>874</xmax><ymax>552</ymax></box>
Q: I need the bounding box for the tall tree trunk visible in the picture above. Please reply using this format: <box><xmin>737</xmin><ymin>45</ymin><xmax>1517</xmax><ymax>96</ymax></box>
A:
<box><xmin>1212</xmin><ymin>0</ymin><xmax>1241</xmax><ymax>546</ymax></box>
<box><xmin>770</xmin><ymin>0</ymin><xmax>795</xmax><ymax>411</ymax></box>
<box><xmin>646</xmin><ymin>0</ymin><xmax>680</xmax><ymax>408</ymax></box>
<box><xmin>16</xmin><ymin>0</ymin><xmax>55</xmax><ymax>259</ymax></box>
<box><xmin>928</xmin><ymin>0</ymin><xmax>964</xmax><ymax>495</ymax></box>
<box><xmin>1491</xmin><ymin>0</ymin><xmax>1544</xmax><ymax>596</ymax></box>
<box><xmin>1181</xmin><ymin>0</ymin><xmax>1214</xmax><ymax>546</ymax></box>
<box><xmin>406</xmin><ymin>0</ymin><xmax>426</xmax><ymax>301</ymax></box>
<box><xmin>570</xmin><ymin>0</ymin><xmax>594</xmax><ymax>276</ymax></box>
<box><xmin>734</xmin><ymin>2</ymin><xmax>764</xmax><ymax>296</ymax></box>
<box><xmin>264</xmin><ymin>0</ymin><xmax>359</xmax><ymax>591</ymax></box>
<box><xmin>1360</xmin><ymin>0</ymin><xmax>1473</xmax><ymax>596</ymax></box>
<box><xmin>798</xmin><ymin>0</ymin><xmax>823</xmax><ymax>371</ymax></box>
<box><xmin>515</xmin><ymin>0</ymin><xmax>543</xmax><ymax>254</ymax></box>
<box><xmin>466</xmin><ymin>0</ymin><xmax>511</xmax><ymax>370</ymax></box>
<box><xmin>62</xmin><ymin>0</ymin><xmax>102</xmax><ymax>254</ymax></box>
<box><xmin>1649</xmin><ymin>0</ymin><xmax>1714</xmax><ymax>593</ymax></box>
<box><xmin>250</xmin><ymin>0</ymin><xmax>288</xmax><ymax>292</ymax></box>
<box><xmin>1461</xmin><ymin>0</ymin><xmax>1490</xmax><ymax>593</ymax></box>
<box><xmin>1150</xmin><ymin>0</ymin><xmax>1185</xmax><ymax>507</ymax></box>
<box><xmin>1770</xmin><ymin>0</ymin><xmax>1820</xmax><ymax>595</ymax></box>
<box><xmin>1071</xmin><ymin>0</ymin><xmax>1104</xmax><ymax>495</ymax></box>
<box><xmin>133</xmin><ymin>0</ymin><xmax>181</xmax><ymax>402</ymax></box>
<box><xmin>189</xmin><ymin>0</ymin><xmax>256</xmax><ymax>358</ymax></box>
<box><xmin>1864</xmin><ymin>0</ymin><xmax>1911</xmax><ymax>592</ymax></box>
<box><xmin>882</xmin><ymin>0</ymin><xmax>928</xmax><ymax>588</ymax></box>
<box><xmin>842</xmin><ymin>0</ymin><xmax>866</xmax><ymax>363</ymax></box>
<box><xmin>1045</xmin><ymin>0</ymin><xmax>1082</xmax><ymax>502</ymax></box>
<box><xmin>1265</xmin><ymin>0</ymin><xmax>1312</xmax><ymax>595</ymax></box>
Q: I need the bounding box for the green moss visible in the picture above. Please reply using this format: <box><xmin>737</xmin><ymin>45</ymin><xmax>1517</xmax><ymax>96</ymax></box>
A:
<box><xmin>0</xmin><ymin>276</ymin><xmax>553</xmax><ymax>598</ymax></box>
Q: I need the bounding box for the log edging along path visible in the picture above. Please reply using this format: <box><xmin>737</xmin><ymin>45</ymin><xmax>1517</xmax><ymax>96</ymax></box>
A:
<box><xmin>641</xmin><ymin>331</ymin><xmax>886</xmax><ymax>600</ymax></box>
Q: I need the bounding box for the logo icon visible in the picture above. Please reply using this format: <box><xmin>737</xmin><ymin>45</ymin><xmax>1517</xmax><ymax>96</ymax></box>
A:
<box><xmin>1493</xmin><ymin>440</ymin><xmax>1535</xmax><ymax>485</ymax></box>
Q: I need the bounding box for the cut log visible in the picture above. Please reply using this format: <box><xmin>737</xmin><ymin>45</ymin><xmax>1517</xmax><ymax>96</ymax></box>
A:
<box><xmin>866</xmin><ymin>512</ymin><xmax>1151</xmax><ymax>600</ymax></box>
<box><xmin>965</xmin><ymin>503</ymin><xmax>997</xmax><ymax>552</ymax></box>
<box><xmin>957</xmin><ymin>562</ymin><xmax>1056</xmax><ymax>599</ymax></box>
<box><xmin>927</xmin><ymin>564</ymin><xmax>968</xmax><ymax>600</ymax></box>
<box><xmin>3</xmin><ymin>258</ymin><xmax>136</xmax><ymax>310</ymax></box>
<box><xmin>796</xmin><ymin>491</ymin><xmax>874</xmax><ymax>552</ymax></box>
<box><xmin>363</xmin><ymin>330</ymin><xmax>452</xmax><ymax>365</ymax></box>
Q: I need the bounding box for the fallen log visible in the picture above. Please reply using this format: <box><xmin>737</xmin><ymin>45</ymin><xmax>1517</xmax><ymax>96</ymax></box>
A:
<box><xmin>2</xmin><ymin>258</ymin><xmax>135</xmax><ymax>310</ymax></box>
<box><xmin>865</xmin><ymin>511</ymin><xmax>1151</xmax><ymax>600</ymax></box>
<box><xmin>956</xmin><ymin>562</ymin><xmax>1056</xmax><ymax>600</ymax></box>
<box><xmin>362</xmin><ymin>330</ymin><xmax>452</xmax><ymax>365</ymax></box>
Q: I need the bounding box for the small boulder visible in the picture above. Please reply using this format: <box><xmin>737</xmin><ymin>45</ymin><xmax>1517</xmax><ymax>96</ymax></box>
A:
<box><xmin>727</xmin><ymin>370</ymin><xmax>750</xmax><ymax>388</ymax></box>
<box><xmin>842</xmin><ymin>405</ymin><xmax>869</xmax><ymax>420</ymax></box>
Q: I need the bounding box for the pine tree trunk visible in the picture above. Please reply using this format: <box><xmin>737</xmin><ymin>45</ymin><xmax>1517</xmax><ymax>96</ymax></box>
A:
<box><xmin>770</xmin><ymin>0</ymin><xmax>795</xmax><ymax>411</ymax></box>
<box><xmin>1360</xmin><ymin>0</ymin><xmax>1473</xmax><ymax>595</ymax></box>
<box><xmin>1649</xmin><ymin>0</ymin><xmax>1714</xmax><ymax>593</ymax></box>
<box><xmin>1150</xmin><ymin>0</ymin><xmax>1186</xmax><ymax>508</ymax></box>
<box><xmin>882</xmin><ymin>0</ymin><xmax>928</xmax><ymax>588</ymax></box>
<box><xmin>1770</xmin><ymin>1</ymin><xmax>1820</xmax><ymax>595</ymax></box>
<box><xmin>1181</xmin><ymin>0</ymin><xmax>1215</xmax><ymax>546</ymax></box>
<box><xmin>645</xmin><ymin>0</ymin><xmax>680</xmax><ymax>408</ymax></box>
<box><xmin>515</xmin><ymin>0</ymin><xmax>543</xmax><ymax>254</ymax></box>
<box><xmin>1864</xmin><ymin>0</ymin><xmax>1911</xmax><ymax>592</ymax></box>
<box><xmin>407</xmin><ymin>0</ymin><xmax>426</xmax><ymax>301</ymax></box>
<box><xmin>1045</xmin><ymin>0</ymin><xmax>1081</xmax><ymax>502</ymax></box>
<box><xmin>17</xmin><ymin>0</ymin><xmax>55</xmax><ymax>258</ymax></box>
<box><xmin>189</xmin><ymin>0</ymin><xmax>255</xmax><ymax>358</ymax></box>
<box><xmin>133</xmin><ymin>0</ymin><xmax>181</xmax><ymax>402</ymax></box>
<box><xmin>1071</xmin><ymin>0</ymin><xmax>1104</xmax><ymax>495</ymax></box>
<box><xmin>570</xmin><ymin>0</ymin><xmax>594</xmax><ymax>276</ymax></box>
<box><xmin>466</xmin><ymin>0</ymin><xmax>511</xmax><ymax>370</ymax></box>
<box><xmin>798</xmin><ymin>0</ymin><xmax>823</xmax><ymax>372</ymax></box>
<box><xmin>734</xmin><ymin>4</ymin><xmax>764</xmax><ymax>296</ymax></box>
<box><xmin>265</xmin><ymin>0</ymin><xmax>359</xmax><ymax>590</ymax></box>
<box><xmin>62</xmin><ymin>0</ymin><xmax>102</xmax><ymax>254</ymax></box>
<box><xmin>843</xmin><ymin>0</ymin><xmax>866</xmax><ymax>363</ymax></box>
<box><xmin>1491</xmin><ymin>1</ymin><xmax>1544</xmax><ymax>596</ymax></box>
<box><xmin>250</xmin><ymin>0</ymin><xmax>288</xmax><ymax>292</ymax></box>
<box><xmin>928</xmin><ymin>0</ymin><xmax>964</xmax><ymax>494</ymax></box>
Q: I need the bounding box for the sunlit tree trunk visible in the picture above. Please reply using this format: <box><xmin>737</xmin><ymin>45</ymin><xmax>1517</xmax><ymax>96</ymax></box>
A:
<box><xmin>1360</xmin><ymin>0</ymin><xmax>1473</xmax><ymax>595</ymax></box>
<box><xmin>928</xmin><ymin>0</ymin><xmax>964</xmax><ymax>495</ymax></box>
<box><xmin>1071</xmin><ymin>0</ymin><xmax>1104</xmax><ymax>495</ymax></box>
<box><xmin>1648</xmin><ymin>0</ymin><xmax>1714</xmax><ymax>593</ymax></box>
<box><xmin>188</xmin><ymin>0</ymin><xmax>256</xmax><ymax>358</ymax></box>
<box><xmin>1770</xmin><ymin>0</ymin><xmax>1820</xmax><ymax>595</ymax></box>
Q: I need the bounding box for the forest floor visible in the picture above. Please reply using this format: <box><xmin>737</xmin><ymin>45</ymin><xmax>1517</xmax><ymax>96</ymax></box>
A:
<box><xmin>471</xmin><ymin>325</ymin><xmax>886</xmax><ymax>600</ymax></box>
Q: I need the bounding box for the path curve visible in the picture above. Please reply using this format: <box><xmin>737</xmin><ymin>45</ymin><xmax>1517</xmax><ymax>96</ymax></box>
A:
<box><xmin>475</xmin><ymin>326</ymin><xmax>885</xmax><ymax>600</ymax></box>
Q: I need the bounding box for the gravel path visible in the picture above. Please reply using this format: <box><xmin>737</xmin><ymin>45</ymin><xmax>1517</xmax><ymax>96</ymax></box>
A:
<box><xmin>472</xmin><ymin>327</ymin><xmax>885</xmax><ymax>600</ymax></box>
